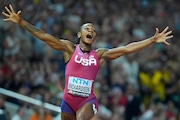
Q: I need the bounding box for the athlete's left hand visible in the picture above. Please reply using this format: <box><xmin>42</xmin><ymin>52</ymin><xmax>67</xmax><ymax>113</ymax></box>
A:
<box><xmin>153</xmin><ymin>26</ymin><xmax>173</xmax><ymax>45</ymax></box>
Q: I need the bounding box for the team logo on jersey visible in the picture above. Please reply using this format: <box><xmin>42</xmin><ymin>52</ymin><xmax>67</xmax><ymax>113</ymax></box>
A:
<box><xmin>74</xmin><ymin>55</ymin><xmax>97</xmax><ymax>66</ymax></box>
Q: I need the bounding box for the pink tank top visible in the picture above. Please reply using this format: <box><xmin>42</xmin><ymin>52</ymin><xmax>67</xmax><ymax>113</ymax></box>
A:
<box><xmin>63</xmin><ymin>44</ymin><xmax>99</xmax><ymax>112</ymax></box>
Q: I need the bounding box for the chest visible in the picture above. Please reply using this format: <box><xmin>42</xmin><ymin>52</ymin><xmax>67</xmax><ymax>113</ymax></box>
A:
<box><xmin>73</xmin><ymin>53</ymin><xmax>97</xmax><ymax>66</ymax></box>
<box><xmin>65</xmin><ymin>46</ymin><xmax>99</xmax><ymax>79</ymax></box>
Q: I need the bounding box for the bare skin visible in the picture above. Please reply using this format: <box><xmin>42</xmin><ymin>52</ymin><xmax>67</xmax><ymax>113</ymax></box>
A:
<box><xmin>2</xmin><ymin>4</ymin><xmax>173</xmax><ymax>120</ymax></box>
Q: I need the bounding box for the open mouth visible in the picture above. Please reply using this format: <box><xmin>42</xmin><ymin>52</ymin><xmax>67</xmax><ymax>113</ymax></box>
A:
<box><xmin>86</xmin><ymin>34</ymin><xmax>93</xmax><ymax>39</ymax></box>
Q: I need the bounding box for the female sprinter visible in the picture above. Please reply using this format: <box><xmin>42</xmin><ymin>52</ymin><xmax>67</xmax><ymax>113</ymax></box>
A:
<box><xmin>2</xmin><ymin>4</ymin><xmax>173</xmax><ymax>120</ymax></box>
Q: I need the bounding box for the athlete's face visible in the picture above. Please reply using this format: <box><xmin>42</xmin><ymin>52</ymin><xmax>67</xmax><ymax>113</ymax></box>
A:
<box><xmin>78</xmin><ymin>23</ymin><xmax>96</xmax><ymax>45</ymax></box>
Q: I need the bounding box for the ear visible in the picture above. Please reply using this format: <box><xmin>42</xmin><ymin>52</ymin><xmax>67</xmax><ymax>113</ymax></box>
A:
<box><xmin>77</xmin><ymin>32</ymin><xmax>81</xmax><ymax>38</ymax></box>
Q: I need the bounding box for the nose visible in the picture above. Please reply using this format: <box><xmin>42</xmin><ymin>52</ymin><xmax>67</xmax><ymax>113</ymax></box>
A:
<box><xmin>88</xmin><ymin>28</ymin><xmax>94</xmax><ymax>32</ymax></box>
<box><xmin>88</xmin><ymin>29</ymin><xmax>92</xmax><ymax>32</ymax></box>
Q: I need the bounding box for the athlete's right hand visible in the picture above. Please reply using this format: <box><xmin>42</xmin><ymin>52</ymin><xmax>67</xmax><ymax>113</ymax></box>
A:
<box><xmin>2</xmin><ymin>4</ymin><xmax>22</xmax><ymax>24</ymax></box>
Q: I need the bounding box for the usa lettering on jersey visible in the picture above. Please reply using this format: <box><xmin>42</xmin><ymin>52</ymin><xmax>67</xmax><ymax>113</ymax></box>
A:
<box><xmin>74</xmin><ymin>55</ymin><xmax>97</xmax><ymax>66</ymax></box>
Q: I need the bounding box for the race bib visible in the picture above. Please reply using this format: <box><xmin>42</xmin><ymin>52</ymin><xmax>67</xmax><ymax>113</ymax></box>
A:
<box><xmin>68</xmin><ymin>76</ymin><xmax>93</xmax><ymax>97</ymax></box>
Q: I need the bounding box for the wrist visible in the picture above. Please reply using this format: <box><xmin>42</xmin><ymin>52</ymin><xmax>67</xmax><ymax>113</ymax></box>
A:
<box><xmin>150</xmin><ymin>37</ymin><xmax>155</xmax><ymax>43</ymax></box>
<box><xmin>19</xmin><ymin>19</ymin><xmax>26</xmax><ymax>28</ymax></box>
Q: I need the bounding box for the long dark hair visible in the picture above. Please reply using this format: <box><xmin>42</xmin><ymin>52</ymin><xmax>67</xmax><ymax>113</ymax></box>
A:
<box><xmin>71</xmin><ymin>23</ymin><xmax>86</xmax><ymax>44</ymax></box>
<box><xmin>73</xmin><ymin>37</ymin><xmax>80</xmax><ymax>44</ymax></box>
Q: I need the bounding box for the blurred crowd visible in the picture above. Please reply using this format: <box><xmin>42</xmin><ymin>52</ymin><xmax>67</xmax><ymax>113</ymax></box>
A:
<box><xmin>0</xmin><ymin>0</ymin><xmax>180</xmax><ymax>120</ymax></box>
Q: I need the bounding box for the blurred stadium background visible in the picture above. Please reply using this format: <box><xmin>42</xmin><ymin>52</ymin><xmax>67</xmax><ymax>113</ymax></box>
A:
<box><xmin>0</xmin><ymin>0</ymin><xmax>180</xmax><ymax>120</ymax></box>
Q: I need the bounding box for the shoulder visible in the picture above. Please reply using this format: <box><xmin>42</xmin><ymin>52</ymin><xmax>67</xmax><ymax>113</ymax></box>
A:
<box><xmin>95</xmin><ymin>48</ymin><xmax>109</xmax><ymax>58</ymax></box>
<box><xmin>58</xmin><ymin>39</ymin><xmax>76</xmax><ymax>63</ymax></box>
<box><xmin>59</xmin><ymin>39</ymin><xmax>75</xmax><ymax>50</ymax></box>
<box><xmin>60</xmin><ymin>39</ymin><xmax>74</xmax><ymax>46</ymax></box>
<box><xmin>95</xmin><ymin>48</ymin><xmax>109</xmax><ymax>53</ymax></box>
<box><xmin>94</xmin><ymin>48</ymin><xmax>110</xmax><ymax>66</ymax></box>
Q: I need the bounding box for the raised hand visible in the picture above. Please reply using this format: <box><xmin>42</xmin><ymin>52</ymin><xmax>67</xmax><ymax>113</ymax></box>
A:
<box><xmin>2</xmin><ymin>4</ymin><xmax>22</xmax><ymax>24</ymax></box>
<box><xmin>153</xmin><ymin>26</ymin><xmax>173</xmax><ymax>45</ymax></box>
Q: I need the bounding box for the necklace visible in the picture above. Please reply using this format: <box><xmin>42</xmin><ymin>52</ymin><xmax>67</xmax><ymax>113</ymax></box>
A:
<box><xmin>80</xmin><ymin>46</ymin><xmax>90</xmax><ymax>53</ymax></box>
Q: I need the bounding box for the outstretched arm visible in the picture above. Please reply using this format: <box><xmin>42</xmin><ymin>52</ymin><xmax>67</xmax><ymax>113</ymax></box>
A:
<box><xmin>2</xmin><ymin>4</ymin><xmax>73</xmax><ymax>52</ymax></box>
<box><xmin>98</xmin><ymin>26</ymin><xmax>173</xmax><ymax>62</ymax></box>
